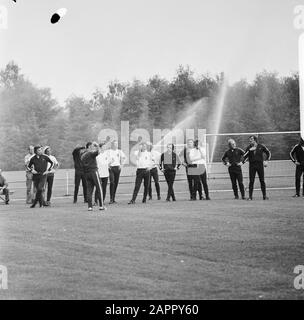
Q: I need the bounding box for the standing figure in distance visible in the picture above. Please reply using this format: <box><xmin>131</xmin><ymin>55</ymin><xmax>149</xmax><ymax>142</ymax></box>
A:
<box><xmin>95</xmin><ymin>142</ymin><xmax>111</xmax><ymax>205</ymax></box>
<box><xmin>243</xmin><ymin>135</ymin><xmax>271</xmax><ymax>201</ymax></box>
<box><xmin>108</xmin><ymin>140</ymin><xmax>126</xmax><ymax>204</ymax></box>
<box><xmin>222</xmin><ymin>139</ymin><xmax>246</xmax><ymax>200</ymax></box>
<box><xmin>195</xmin><ymin>139</ymin><xmax>210</xmax><ymax>200</ymax></box>
<box><xmin>43</xmin><ymin>146</ymin><xmax>59</xmax><ymax>206</ymax></box>
<box><xmin>290</xmin><ymin>138</ymin><xmax>304</xmax><ymax>198</ymax></box>
<box><xmin>147</xmin><ymin>142</ymin><xmax>161</xmax><ymax>201</ymax></box>
<box><xmin>72</xmin><ymin>144</ymin><xmax>88</xmax><ymax>204</ymax></box>
<box><xmin>181</xmin><ymin>139</ymin><xmax>194</xmax><ymax>200</ymax></box>
<box><xmin>0</xmin><ymin>169</ymin><xmax>10</xmax><ymax>205</ymax></box>
<box><xmin>81</xmin><ymin>142</ymin><xmax>105</xmax><ymax>212</ymax></box>
<box><xmin>128</xmin><ymin>142</ymin><xmax>152</xmax><ymax>204</ymax></box>
<box><xmin>159</xmin><ymin>144</ymin><xmax>181</xmax><ymax>202</ymax></box>
<box><xmin>27</xmin><ymin>146</ymin><xmax>54</xmax><ymax>208</ymax></box>
<box><xmin>24</xmin><ymin>145</ymin><xmax>35</xmax><ymax>204</ymax></box>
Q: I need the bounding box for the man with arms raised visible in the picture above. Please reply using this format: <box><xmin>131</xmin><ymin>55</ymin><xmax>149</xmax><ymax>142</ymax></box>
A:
<box><xmin>72</xmin><ymin>144</ymin><xmax>88</xmax><ymax>204</ymax></box>
<box><xmin>81</xmin><ymin>142</ymin><xmax>105</xmax><ymax>212</ymax></box>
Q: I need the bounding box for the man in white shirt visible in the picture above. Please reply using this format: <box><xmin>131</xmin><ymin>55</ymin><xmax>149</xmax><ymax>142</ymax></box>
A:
<box><xmin>24</xmin><ymin>145</ymin><xmax>35</xmax><ymax>204</ymax></box>
<box><xmin>128</xmin><ymin>142</ymin><xmax>152</xmax><ymax>204</ymax></box>
<box><xmin>108</xmin><ymin>140</ymin><xmax>126</xmax><ymax>204</ymax></box>
<box><xmin>194</xmin><ymin>140</ymin><xmax>210</xmax><ymax>200</ymax></box>
<box><xmin>95</xmin><ymin>142</ymin><xmax>111</xmax><ymax>205</ymax></box>
<box><xmin>147</xmin><ymin>142</ymin><xmax>161</xmax><ymax>200</ymax></box>
<box><xmin>43</xmin><ymin>146</ymin><xmax>59</xmax><ymax>206</ymax></box>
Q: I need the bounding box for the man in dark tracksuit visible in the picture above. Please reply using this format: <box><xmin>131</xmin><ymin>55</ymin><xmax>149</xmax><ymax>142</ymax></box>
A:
<box><xmin>27</xmin><ymin>146</ymin><xmax>54</xmax><ymax>208</ymax></box>
<box><xmin>222</xmin><ymin>139</ymin><xmax>246</xmax><ymax>200</ymax></box>
<box><xmin>160</xmin><ymin>144</ymin><xmax>181</xmax><ymax>202</ymax></box>
<box><xmin>81</xmin><ymin>142</ymin><xmax>105</xmax><ymax>211</ymax></box>
<box><xmin>72</xmin><ymin>145</ymin><xmax>88</xmax><ymax>203</ymax></box>
<box><xmin>243</xmin><ymin>136</ymin><xmax>271</xmax><ymax>200</ymax></box>
<box><xmin>290</xmin><ymin>138</ymin><xmax>304</xmax><ymax>197</ymax></box>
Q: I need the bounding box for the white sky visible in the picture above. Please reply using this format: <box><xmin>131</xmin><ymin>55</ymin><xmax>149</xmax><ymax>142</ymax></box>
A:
<box><xmin>0</xmin><ymin>0</ymin><xmax>301</xmax><ymax>104</ymax></box>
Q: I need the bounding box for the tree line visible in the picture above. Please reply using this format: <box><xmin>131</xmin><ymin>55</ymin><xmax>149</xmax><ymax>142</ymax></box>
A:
<box><xmin>0</xmin><ymin>62</ymin><xmax>300</xmax><ymax>171</ymax></box>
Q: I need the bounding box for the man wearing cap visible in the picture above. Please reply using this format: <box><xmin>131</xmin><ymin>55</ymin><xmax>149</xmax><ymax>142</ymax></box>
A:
<box><xmin>0</xmin><ymin>169</ymin><xmax>10</xmax><ymax>205</ymax></box>
<box><xmin>27</xmin><ymin>146</ymin><xmax>54</xmax><ymax>208</ymax></box>
<box><xmin>24</xmin><ymin>145</ymin><xmax>35</xmax><ymax>204</ymax></box>
<box><xmin>43</xmin><ymin>146</ymin><xmax>59</xmax><ymax>206</ymax></box>
<box><xmin>222</xmin><ymin>139</ymin><xmax>246</xmax><ymax>200</ymax></box>
<box><xmin>290</xmin><ymin>138</ymin><xmax>304</xmax><ymax>198</ymax></box>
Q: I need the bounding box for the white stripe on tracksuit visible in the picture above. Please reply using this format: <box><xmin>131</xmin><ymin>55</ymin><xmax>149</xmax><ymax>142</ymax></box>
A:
<box><xmin>95</xmin><ymin>171</ymin><xmax>104</xmax><ymax>207</ymax></box>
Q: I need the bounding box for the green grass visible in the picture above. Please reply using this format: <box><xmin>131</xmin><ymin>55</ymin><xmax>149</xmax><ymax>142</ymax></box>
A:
<box><xmin>1</xmin><ymin>183</ymin><xmax>304</xmax><ymax>300</ymax></box>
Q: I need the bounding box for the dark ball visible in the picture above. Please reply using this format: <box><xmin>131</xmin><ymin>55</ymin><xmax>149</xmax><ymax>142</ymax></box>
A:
<box><xmin>50</xmin><ymin>13</ymin><xmax>60</xmax><ymax>24</ymax></box>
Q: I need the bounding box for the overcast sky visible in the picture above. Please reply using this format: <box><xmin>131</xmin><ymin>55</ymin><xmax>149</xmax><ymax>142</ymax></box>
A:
<box><xmin>0</xmin><ymin>0</ymin><xmax>301</xmax><ymax>104</ymax></box>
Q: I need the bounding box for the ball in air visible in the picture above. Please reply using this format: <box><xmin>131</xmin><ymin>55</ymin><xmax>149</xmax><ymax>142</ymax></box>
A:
<box><xmin>50</xmin><ymin>8</ymin><xmax>67</xmax><ymax>24</ymax></box>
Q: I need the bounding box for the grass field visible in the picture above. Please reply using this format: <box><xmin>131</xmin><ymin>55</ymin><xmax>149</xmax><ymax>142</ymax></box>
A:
<box><xmin>0</xmin><ymin>164</ymin><xmax>304</xmax><ymax>300</ymax></box>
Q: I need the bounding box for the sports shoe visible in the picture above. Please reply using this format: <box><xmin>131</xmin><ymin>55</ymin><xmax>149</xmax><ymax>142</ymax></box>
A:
<box><xmin>30</xmin><ymin>200</ymin><xmax>37</xmax><ymax>208</ymax></box>
<box><xmin>293</xmin><ymin>194</ymin><xmax>300</xmax><ymax>198</ymax></box>
<box><xmin>128</xmin><ymin>200</ymin><xmax>135</xmax><ymax>205</ymax></box>
<box><xmin>99</xmin><ymin>206</ymin><xmax>106</xmax><ymax>211</ymax></box>
<box><xmin>88</xmin><ymin>207</ymin><xmax>93</xmax><ymax>211</ymax></box>
<box><xmin>247</xmin><ymin>197</ymin><xmax>253</xmax><ymax>201</ymax></box>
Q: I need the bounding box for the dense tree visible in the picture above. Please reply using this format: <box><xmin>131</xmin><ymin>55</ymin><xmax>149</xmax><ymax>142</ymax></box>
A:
<box><xmin>0</xmin><ymin>62</ymin><xmax>301</xmax><ymax>170</ymax></box>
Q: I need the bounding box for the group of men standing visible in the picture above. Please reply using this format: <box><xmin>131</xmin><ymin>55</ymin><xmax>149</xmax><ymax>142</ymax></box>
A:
<box><xmin>127</xmin><ymin>139</ymin><xmax>211</xmax><ymax>204</ymax></box>
<box><xmin>72</xmin><ymin>138</ymin><xmax>211</xmax><ymax>210</ymax></box>
<box><xmin>72</xmin><ymin>140</ymin><xmax>127</xmax><ymax>211</ymax></box>
<box><xmin>1</xmin><ymin>135</ymin><xmax>303</xmax><ymax>208</ymax></box>
<box><xmin>24</xmin><ymin>145</ymin><xmax>59</xmax><ymax>208</ymax></box>
<box><xmin>221</xmin><ymin>135</ymin><xmax>271</xmax><ymax>200</ymax></box>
